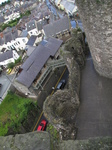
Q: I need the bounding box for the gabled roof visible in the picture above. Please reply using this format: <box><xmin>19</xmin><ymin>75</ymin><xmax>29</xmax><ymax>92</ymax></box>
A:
<box><xmin>26</xmin><ymin>35</ymin><xmax>37</xmax><ymax>46</ymax></box>
<box><xmin>43</xmin><ymin>16</ymin><xmax>70</xmax><ymax>38</ymax></box>
<box><xmin>37</xmin><ymin>19</ymin><xmax>48</xmax><ymax>31</ymax></box>
<box><xmin>4</xmin><ymin>32</ymin><xmax>12</xmax><ymax>43</ymax></box>
<box><xmin>4</xmin><ymin>29</ymin><xmax>18</xmax><ymax>43</ymax></box>
<box><xmin>0</xmin><ymin>51</ymin><xmax>13</xmax><ymax>62</ymax></box>
<box><xmin>19</xmin><ymin>30</ymin><xmax>28</xmax><ymax>37</ymax></box>
<box><xmin>16</xmin><ymin>37</ymin><xmax>63</xmax><ymax>88</ymax></box>
<box><xmin>0</xmin><ymin>16</ymin><xmax>4</xmax><ymax>24</ymax></box>
<box><xmin>27</xmin><ymin>20</ymin><xmax>36</xmax><ymax>32</ymax></box>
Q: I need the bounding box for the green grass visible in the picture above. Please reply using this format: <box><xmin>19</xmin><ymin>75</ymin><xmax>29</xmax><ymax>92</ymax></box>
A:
<box><xmin>0</xmin><ymin>92</ymin><xmax>37</xmax><ymax>136</ymax></box>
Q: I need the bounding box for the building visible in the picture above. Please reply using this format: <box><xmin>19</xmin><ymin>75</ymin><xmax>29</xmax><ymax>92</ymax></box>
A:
<box><xmin>43</xmin><ymin>16</ymin><xmax>71</xmax><ymax>39</ymax></box>
<box><xmin>0</xmin><ymin>50</ymin><xmax>19</xmax><ymax>67</ymax></box>
<box><xmin>0</xmin><ymin>29</ymin><xmax>28</xmax><ymax>51</ymax></box>
<box><xmin>15</xmin><ymin>37</ymin><xmax>63</xmax><ymax>95</ymax></box>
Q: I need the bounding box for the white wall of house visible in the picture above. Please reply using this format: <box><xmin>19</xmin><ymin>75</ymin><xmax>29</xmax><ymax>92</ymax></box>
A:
<box><xmin>12</xmin><ymin>50</ymin><xmax>19</xmax><ymax>60</ymax></box>
<box><xmin>34</xmin><ymin>32</ymin><xmax>43</xmax><ymax>46</ymax></box>
<box><xmin>15</xmin><ymin>37</ymin><xmax>28</xmax><ymax>51</ymax></box>
<box><xmin>28</xmin><ymin>28</ymin><xmax>39</xmax><ymax>37</ymax></box>
<box><xmin>2</xmin><ymin>37</ymin><xmax>28</xmax><ymax>51</ymax></box>
<box><xmin>0</xmin><ymin>50</ymin><xmax>19</xmax><ymax>67</ymax></box>
<box><xmin>4</xmin><ymin>12</ymin><xmax>20</xmax><ymax>24</ymax></box>
<box><xmin>0</xmin><ymin>58</ymin><xmax>14</xmax><ymax>67</ymax></box>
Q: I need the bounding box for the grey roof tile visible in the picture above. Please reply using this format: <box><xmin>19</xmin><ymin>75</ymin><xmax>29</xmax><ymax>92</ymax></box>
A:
<box><xmin>17</xmin><ymin>37</ymin><xmax>63</xmax><ymax>87</ymax></box>
<box><xmin>26</xmin><ymin>35</ymin><xmax>37</xmax><ymax>46</ymax></box>
<box><xmin>37</xmin><ymin>19</ymin><xmax>48</xmax><ymax>31</ymax></box>
<box><xmin>43</xmin><ymin>16</ymin><xmax>70</xmax><ymax>38</ymax></box>
<box><xmin>27</xmin><ymin>20</ymin><xmax>36</xmax><ymax>32</ymax></box>
<box><xmin>0</xmin><ymin>37</ymin><xmax>4</xmax><ymax>45</ymax></box>
<box><xmin>0</xmin><ymin>50</ymin><xmax>13</xmax><ymax>62</ymax></box>
<box><xmin>0</xmin><ymin>16</ymin><xmax>4</xmax><ymax>24</ymax></box>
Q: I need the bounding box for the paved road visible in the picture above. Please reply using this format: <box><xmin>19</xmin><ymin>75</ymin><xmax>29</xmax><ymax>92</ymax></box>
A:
<box><xmin>76</xmin><ymin>55</ymin><xmax>112</xmax><ymax>139</ymax></box>
<box><xmin>0</xmin><ymin>73</ymin><xmax>16</xmax><ymax>102</ymax></box>
<box><xmin>33</xmin><ymin>66</ymin><xmax>69</xmax><ymax>131</ymax></box>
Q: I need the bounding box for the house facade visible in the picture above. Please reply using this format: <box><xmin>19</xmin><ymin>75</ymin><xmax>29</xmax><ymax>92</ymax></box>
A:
<box><xmin>27</xmin><ymin>20</ymin><xmax>39</xmax><ymax>37</ymax></box>
<box><xmin>0</xmin><ymin>50</ymin><xmax>19</xmax><ymax>67</ymax></box>
<box><xmin>0</xmin><ymin>29</ymin><xmax>28</xmax><ymax>52</ymax></box>
<box><xmin>4</xmin><ymin>12</ymin><xmax>20</xmax><ymax>24</ymax></box>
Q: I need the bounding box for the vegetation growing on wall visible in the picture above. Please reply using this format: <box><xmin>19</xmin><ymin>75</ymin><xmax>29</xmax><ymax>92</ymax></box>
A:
<box><xmin>47</xmin><ymin>124</ymin><xmax>60</xmax><ymax>150</ymax></box>
<box><xmin>0</xmin><ymin>92</ymin><xmax>38</xmax><ymax>136</ymax></box>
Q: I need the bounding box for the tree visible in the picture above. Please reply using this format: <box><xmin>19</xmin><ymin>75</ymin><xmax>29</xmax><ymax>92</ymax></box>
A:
<box><xmin>8</xmin><ymin>62</ymin><xmax>15</xmax><ymax>69</ymax></box>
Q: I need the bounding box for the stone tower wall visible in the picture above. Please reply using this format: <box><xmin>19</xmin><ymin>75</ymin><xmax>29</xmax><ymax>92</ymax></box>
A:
<box><xmin>76</xmin><ymin>0</ymin><xmax>112</xmax><ymax>78</ymax></box>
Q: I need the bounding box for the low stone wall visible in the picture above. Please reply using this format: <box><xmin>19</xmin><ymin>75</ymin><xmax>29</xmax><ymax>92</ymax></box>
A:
<box><xmin>0</xmin><ymin>131</ymin><xmax>50</xmax><ymax>150</ymax></box>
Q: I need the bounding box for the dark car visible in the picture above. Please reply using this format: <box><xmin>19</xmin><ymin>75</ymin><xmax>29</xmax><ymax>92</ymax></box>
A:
<box><xmin>56</xmin><ymin>79</ymin><xmax>66</xmax><ymax>90</ymax></box>
<box><xmin>37</xmin><ymin>120</ymin><xmax>47</xmax><ymax>131</ymax></box>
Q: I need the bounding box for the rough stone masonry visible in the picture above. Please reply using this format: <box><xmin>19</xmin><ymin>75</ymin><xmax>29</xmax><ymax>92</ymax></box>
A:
<box><xmin>76</xmin><ymin>0</ymin><xmax>112</xmax><ymax>78</ymax></box>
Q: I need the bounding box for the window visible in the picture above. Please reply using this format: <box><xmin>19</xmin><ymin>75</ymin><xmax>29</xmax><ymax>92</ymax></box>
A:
<box><xmin>18</xmin><ymin>41</ymin><xmax>20</xmax><ymax>44</ymax></box>
<box><xmin>30</xmin><ymin>32</ymin><xmax>32</xmax><ymax>34</ymax></box>
<box><xmin>22</xmin><ymin>39</ymin><xmax>26</xmax><ymax>43</ymax></box>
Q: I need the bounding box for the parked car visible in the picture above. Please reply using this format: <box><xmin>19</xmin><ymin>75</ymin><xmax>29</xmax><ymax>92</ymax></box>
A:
<box><xmin>37</xmin><ymin>120</ymin><xmax>47</xmax><ymax>131</ymax></box>
<box><xmin>6</xmin><ymin>68</ymin><xmax>12</xmax><ymax>74</ymax></box>
<box><xmin>56</xmin><ymin>79</ymin><xmax>66</xmax><ymax>90</ymax></box>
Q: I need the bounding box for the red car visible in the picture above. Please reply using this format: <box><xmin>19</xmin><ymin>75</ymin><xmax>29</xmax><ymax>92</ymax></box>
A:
<box><xmin>37</xmin><ymin>120</ymin><xmax>47</xmax><ymax>131</ymax></box>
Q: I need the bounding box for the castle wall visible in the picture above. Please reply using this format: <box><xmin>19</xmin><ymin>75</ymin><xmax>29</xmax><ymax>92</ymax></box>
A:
<box><xmin>76</xmin><ymin>0</ymin><xmax>112</xmax><ymax>78</ymax></box>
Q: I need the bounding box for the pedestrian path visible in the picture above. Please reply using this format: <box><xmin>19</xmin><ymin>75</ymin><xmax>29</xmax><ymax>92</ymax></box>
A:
<box><xmin>76</xmin><ymin>56</ymin><xmax>112</xmax><ymax>140</ymax></box>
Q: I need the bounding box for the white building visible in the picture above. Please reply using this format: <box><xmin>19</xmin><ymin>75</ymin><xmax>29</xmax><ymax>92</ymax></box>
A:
<box><xmin>0</xmin><ymin>50</ymin><xmax>19</xmax><ymax>67</ymax></box>
<box><xmin>1</xmin><ymin>29</ymin><xmax>28</xmax><ymax>52</ymax></box>
<box><xmin>4</xmin><ymin>12</ymin><xmax>20</xmax><ymax>24</ymax></box>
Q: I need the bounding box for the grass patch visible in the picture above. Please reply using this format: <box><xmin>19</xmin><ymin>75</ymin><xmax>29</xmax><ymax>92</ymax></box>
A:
<box><xmin>0</xmin><ymin>92</ymin><xmax>37</xmax><ymax>136</ymax></box>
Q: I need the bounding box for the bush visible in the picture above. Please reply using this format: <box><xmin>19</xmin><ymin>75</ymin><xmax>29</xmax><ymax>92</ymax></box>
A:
<box><xmin>8</xmin><ymin>62</ymin><xmax>15</xmax><ymax>69</ymax></box>
<box><xmin>15</xmin><ymin>56</ymin><xmax>22</xmax><ymax>64</ymax></box>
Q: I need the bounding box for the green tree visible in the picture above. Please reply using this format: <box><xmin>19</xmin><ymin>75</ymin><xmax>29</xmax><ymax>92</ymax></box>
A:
<box><xmin>8</xmin><ymin>62</ymin><xmax>15</xmax><ymax>69</ymax></box>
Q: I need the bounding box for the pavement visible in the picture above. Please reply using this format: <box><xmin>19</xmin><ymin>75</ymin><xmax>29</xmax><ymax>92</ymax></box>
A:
<box><xmin>76</xmin><ymin>54</ymin><xmax>112</xmax><ymax>139</ymax></box>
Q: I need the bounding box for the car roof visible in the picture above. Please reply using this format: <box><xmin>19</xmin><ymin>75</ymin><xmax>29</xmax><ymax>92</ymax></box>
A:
<box><xmin>57</xmin><ymin>82</ymin><xmax>62</xmax><ymax>89</ymax></box>
<box><xmin>37</xmin><ymin>125</ymin><xmax>42</xmax><ymax>131</ymax></box>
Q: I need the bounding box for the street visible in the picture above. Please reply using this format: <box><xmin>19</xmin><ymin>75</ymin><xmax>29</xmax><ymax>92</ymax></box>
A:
<box><xmin>0</xmin><ymin>72</ymin><xmax>16</xmax><ymax>102</ymax></box>
<box><xmin>33</xmin><ymin>66</ymin><xmax>69</xmax><ymax>131</ymax></box>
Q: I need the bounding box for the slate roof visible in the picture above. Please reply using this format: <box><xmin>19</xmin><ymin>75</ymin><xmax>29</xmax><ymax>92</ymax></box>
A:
<box><xmin>0</xmin><ymin>37</ymin><xmax>4</xmax><ymax>45</ymax></box>
<box><xmin>0</xmin><ymin>51</ymin><xmax>13</xmax><ymax>62</ymax></box>
<box><xmin>4</xmin><ymin>30</ymin><xmax>18</xmax><ymax>43</ymax></box>
<box><xmin>64</xmin><ymin>1</ymin><xmax>75</xmax><ymax>13</ymax></box>
<box><xmin>37</xmin><ymin>19</ymin><xmax>48</xmax><ymax>31</ymax></box>
<box><xmin>26</xmin><ymin>35</ymin><xmax>37</xmax><ymax>46</ymax></box>
<box><xmin>43</xmin><ymin>16</ymin><xmax>70</xmax><ymax>38</ymax></box>
<box><xmin>26</xmin><ymin>46</ymin><xmax>36</xmax><ymax>56</ymax></box>
<box><xmin>0</xmin><ymin>16</ymin><xmax>4</xmax><ymax>24</ymax></box>
<box><xmin>16</xmin><ymin>37</ymin><xmax>63</xmax><ymax>87</ymax></box>
<box><xmin>19</xmin><ymin>30</ymin><xmax>28</xmax><ymax>37</ymax></box>
<box><xmin>27</xmin><ymin>20</ymin><xmax>36</xmax><ymax>32</ymax></box>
